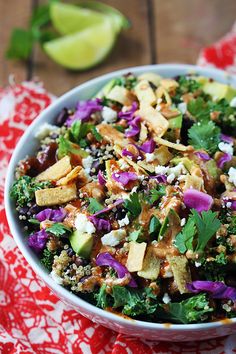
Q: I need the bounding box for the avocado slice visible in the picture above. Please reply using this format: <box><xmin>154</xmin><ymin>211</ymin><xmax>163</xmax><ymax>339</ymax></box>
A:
<box><xmin>171</xmin><ymin>156</ymin><xmax>195</xmax><ymax>172</ymax></box>
<box><xmin>168</xmin><ymin>113</ymin><xmax>183</xmax><ymax>129</ymax></box>
<box><xmin>203</xmin><ymin>82</ymin><xmax>236</xmax><ymax>102</ymax></box>
<box><xmin>69</xmin><ymin>230</ymin><xmax>93</xmax><ymax>259</ymax></box>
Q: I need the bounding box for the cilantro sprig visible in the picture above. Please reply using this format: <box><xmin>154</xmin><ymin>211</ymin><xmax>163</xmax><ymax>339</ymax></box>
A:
<box><xmin>188</xmin><ymin>121</ymin><xmax>220</xmax><ymax>155</ymax></box>
<box><xmin>57</xmin><ymin>136</ymin><xmax>88</xmax><ymax>159</ymax></box>
<box><xmin>69</xmin><ymin>121</ymin><xmax>102</xmax><ymax>147</ymax></box>
<box><xmin>87</xmin><ymin>198</ymin><xmax>104</xmax><ymax>214</ymax></box>
<box><xmin>124</xmin><ymin>192</ymin><xmax>141</xmax><ymax>218</ymax></box>
<box><xmin>175</xmin><ymin>209</ymin><xmax>221</xmax><ymax>254</ymax></box>
<box><xmin>46</xmin><ymin>223</ymin><xmax>72</xmax><ymax>237</ymax></box>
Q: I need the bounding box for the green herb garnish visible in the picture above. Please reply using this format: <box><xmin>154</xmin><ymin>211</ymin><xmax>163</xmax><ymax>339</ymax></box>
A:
<box><xmin>124</xmin><ymin>192</ymin><xmax>141</xmax><ymax>218</ymax></box>
<box><xmin>188</xmin><ymin>121</ymin><xmax>220</xmax><ymax>155</ymax></box>
<box><xmin>46</xmin><ymin>223</ymin><xmax>71</xmax><ymax>237</ymax></box>
<box><xmin>87</xmin><ymin>198</ymin><xmax>104</xmax><ymax>214</ymax></box>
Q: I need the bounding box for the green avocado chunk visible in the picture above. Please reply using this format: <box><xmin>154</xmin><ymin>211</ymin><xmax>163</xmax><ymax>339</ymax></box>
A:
<box><xmin>203</xmin><ymin>82</ymin><xmax>236</xmax><ymax>102</ymax></box>
<box><xmin>69</xmin><ymin>230</ymin><xmax>93</xmax><ymax>259</ymax></box>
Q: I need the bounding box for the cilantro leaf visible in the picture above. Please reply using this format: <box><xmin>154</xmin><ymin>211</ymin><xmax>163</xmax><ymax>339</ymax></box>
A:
<box><xmin>91</xmin><ymin>126</ymin><xmax>102</xmax><ymax>141</ymax></box>
<box><xmin>188</xmin><ymin>121</ymin><xmax>220</xmax><ymax>155</ymax></box>
<box><xmin>208</xmin><ymin>99</ymin><xmax>236</xmax><ymax>135</ymax></box>
<box><xmin>149</xmin><ymin>216</ymin><xmax>161</xmax><ymax>238</ymax></box>
<box><xmin>124</xmin><ymin>193</ymin><xmax>141</xmax><ymax>218</ymax></box>
<box><xmin>191</xmin><ymin>209</ymin><xmax>221</xmax><ymax>253</ymax></box>
<box><xmin>57</xmin><ymin>136</ymin><xmax>88</xmax><ymax>159</ymax></box>
<box><xmin>174</xmin><ymin>217</ymin><xmax>196</xmax><ymax>253</ymax></box>
<box><xmin>70</xmin><ymin>121</ymin><xmax>102</xmax><ymax>145</ymax></box>
<box><xmin>10</xmin><ymin>176</ymin><xmax>50</xmax><ymax>207</ymax></box>
<box><xmin>6</xmin><ymin>29</ymin><xmax>33</xmax><ymax>60</ymax></box>
<box><xmin>187</xmin><ymin>97</ymin><xmax>210</xmax><ymax>123</ymax></box>
<box><xmin>149</xmin><ymin>185</ymin><xmax>166</xmax><ymax>204</ymax></box>
<box><xmin>128</xmin><ymin>227</ymin><xmax>144</xmax><ymax>242</ymax></box>
<box><xmin>158</xmin><ymin>294</ymin><xmax>213</xmax><ymax>324</ymax></box>
<box><xmin>46</xmin><ymin>223</ymin><xmax>72</xmax><ymax>237</ymax></box>
<box><xmin>158</xmin><ymin>215</ymin><xmax>169</xmax><ymax>240</ymax></box>
<box><xmin>87</xmin><ymin>198</ymin><xmax>104</xmax><ymax>214</ymax></box>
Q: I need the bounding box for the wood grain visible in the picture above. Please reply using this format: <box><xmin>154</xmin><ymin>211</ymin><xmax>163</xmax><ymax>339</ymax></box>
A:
<box><xmin>33</xmin><ymin>0</ymin><xmax>151</xmax><ymax>95</ymax></box>
<box><xmin>0</xmin><ymin>0</ymin><xmax>32</xmax><ymax>85</ymax></box>
<box><xmin>154</xmin><ymin>0</ymin><xmax>236</xmax><ymax>64</ymax></box>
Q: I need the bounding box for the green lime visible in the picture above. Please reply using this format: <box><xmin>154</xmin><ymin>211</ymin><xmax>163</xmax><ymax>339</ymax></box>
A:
<box><xmin>50</xmin><ymin>2</ymin><xmax>107</xmax><ymax>35</ymax></box>
<box><xmin>43</xmin><ymin>20</ymin><xmax>116</xmax><ymax>70</ymax></box>
<box><xmin>78</xmin><ymin>1</ymin><xmax>130</xmax><ymax>33</ymax></box>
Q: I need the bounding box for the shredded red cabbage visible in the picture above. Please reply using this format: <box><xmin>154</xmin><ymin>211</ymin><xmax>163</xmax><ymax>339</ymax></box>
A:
<box><xmin>122</xmin><ymin>148</ymin><xmax>135</xmax><ymax>158</ymax></box>
<box><xmin>96</xmin><ymin>252</ymin><xmax>137</xmax><ymax>287</ymax></box>
<box><xmin>232</xmin><ymin>200</ymin><xmax>236</xmax><ymax>211</ymax></box>
<box><xmin>217</xmin><ymin>153</ymin><xmax>232</xmax><ymax>168</ymax></box>
<box><xmin>187</xmin><ymin>281</ymin><xmax>236</xmax><ymax>301</ymax></box>
<box><xmin>194</xmin><ymin>151</ymin><xmax>211</xmax><ymax>161</ymax></box>
<box><xmin>66</xmin><ymin>99</ymin><xmax>102</xmax><ymax>126</ymax></box>
<box><xmin>112</xmin><ymin>172</ymin><xmax>138</xmax><ymax>186</ymax></box>
<box><xmin>220</xmin><ymin>134</ymin><xmax>234</xmax><ymax>144</ymax></box>
<box><xmin>118</xmin><ymin>102</ymin><xmax>138</xmax><ymax>121</ymax></box>
<box><xmin>92</xmin><ymin>199</ymin><xmax>124</xmax><ymax>217</ymax></box>
<box><xmin>89</xmin><ymin>216</ymin><xmax>111</xmax><ymax>232</ymax></box>
<box><xmin>125</xmin><ymin>116</ymin><xmax>141</xmax><ymax>138</ymax></box>
<box><xmin>150</xmin><ymin>175</ymin><xmax>167</xmax><ymax>184</ymax></box>
<box><xmin>140</xmin><ymin>139</ymin><xmax>156</xmax><ymax>153</ymax></box>
<box><xmin>36</xmin><ymin>208</ymin><xmax>67</xmax><ymax>222</ymax></box>
<box><xmin>183</xmin><ymin>189</ymin><xmax>213</xmax><ymax>212</ymax></box>
<box><xmin>28</xmin><ymin>229</ymin><xmax>48</xmax><ymax>253</ymax></box>
<box><xmin>98</xmin><ymin>170</ymin><xmax>106</xmax><ymax>186</ymax></box>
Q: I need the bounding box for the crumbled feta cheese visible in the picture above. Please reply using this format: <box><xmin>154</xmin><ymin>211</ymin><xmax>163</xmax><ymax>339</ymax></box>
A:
<box><xmin>226</xmin><ymin>202</ymin><xmax>232</xmax><ymax>208</ymax></box>
<box><xmin>35</xmin><ymin>123</ymin><xmax>59</xmax><ymax>140</ymax></box>
<box><xmin>74</xmin><ymin>213</ymin><xmax>96</xmax><ymax>234</ymax></box>
<box><xmin>118</xmin><ymin>215</ymin><xmax>129</xmax><ymax>227</ymax></box>
<box><xmin>145</xmin><ymin>153</ymin><xmax>156</xmax><ymax>162</ymax></box>
<box><xmin>130</xmin><ymin>186</ymin><xmax>138</xmax><ymax>194</ymax></box>
<box><xmin>228</xmin><ymin>167</ymin><xmax>236</xmax><ymax>187</ymax></box>
<box><xmin>162</xmin><ymin>293</ymin><xmax>171</xmax><ymax>304</ymax></box>
<box><xmin>101</xmin><ymin>106</ymin><xmax>117</xmax><ymax>123</ymax></box>
<box><xmin>82</xmin><ymin>156</ymin><xmax>94</xmax><ymax>175</ymax></box>
<box><xmin>118</xmin><ymin>159</ymin><xmax>129</xmax><ymax>170</ymax></box>
<box><xmin>50</xmin><ymin>270</ymin><xmax>63</xmax><ymax>284</ymax></box>
<box><xmin>170</xmin><ymin>163</ymin><xmax>187</xmax><ymax>177</ymax></box>
<box><xmin>180</xmin><ymin>218</ymin><xmax>186</xmax><ymax>226</ymax></box>
<box><xmin>230</xmin><ymin>96</ymin><xmax>236</xmax><ymax>108</ymax></box>
<box><xmin>222</xmin><ymin>303</ymin><xmax>232</xmax><ymax>312</ymax></box>
<box><xmin>155</xmin><ymin>165</ymin><xmax>169</xmax><ymax>175</ymax></box>
<box><xmin>195</xmin><ymin>261</ymin><xmax>202</xmax><ymax>268</ymax></box>
<box><xmin>156</xmin><ymin>105</ymin><xmax>161</xmax><ymax>112</ymax></box>
<box><xmin>178</xmin><ymin>102</ymin><xmax>187</xmax><ymax>114</ymax></box>
<box><xmin>218</xmin><ymin>142</ymin><xmax>233</xmax><ymax>155</ymax></box>
<box><xmin>157</xmin><ymin>98</ymin><xmax>162</xmax><ymax>104</ymax></box>
<box><xmin>101</xmin><ymin>229</ymin><xmax>126</xmax><ymax>247</ymax></box>
<box><xmin>167</xmin><ymin>173</ymin><xmax>175</xmax><ymax>184</ymax></box>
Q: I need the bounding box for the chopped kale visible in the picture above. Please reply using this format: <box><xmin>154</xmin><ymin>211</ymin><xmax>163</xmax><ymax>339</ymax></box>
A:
<box><xmin>10</xmin><ymin>175</ymin><xmax>50</xmax><ymax>207</ymax></box>
<box><xmin>41</xmin><ymin>248</ymin><xmax>56</xmax><ymax>271</ymax></box>
<box><xmin>158</xmin><ymin>294</ymin><xmax>213</xmax><ymax>324</ymax></box>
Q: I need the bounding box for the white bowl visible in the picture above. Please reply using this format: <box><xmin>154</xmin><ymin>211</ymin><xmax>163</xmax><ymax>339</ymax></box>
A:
<box><xmin>5</xmin><ymin>64</ymin><xmax>236</xmax><ymax>341</ymax></box>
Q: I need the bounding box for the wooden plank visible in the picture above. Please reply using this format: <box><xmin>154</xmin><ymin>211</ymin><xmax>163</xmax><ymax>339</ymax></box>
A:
<box><xmin>154</xmin><ymin>0</ymin><xmax>236</xmax><ymax>64</ymax></box>
<box><xmin>33</xmin><ymin>0</ymin><xmax>151</xmax><ymax>95</ymax></box>
<box><xmin>0</xmin><ymin>0</ymin><xmax>32</xmax><ymax>86</ymax></box>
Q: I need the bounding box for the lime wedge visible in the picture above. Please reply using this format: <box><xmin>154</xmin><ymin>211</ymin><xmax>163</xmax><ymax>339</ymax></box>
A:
<box><xmin>50</xmin><ymin>2</ymin><xmax>107</xmax><ymax>35</ymax></box>
<box><xmin>78</xmin><ymin>1</ymin><xmax>130</xmax><ymax>33</ymax></box>
<box><xmin>43</xmin><ymin>21</ymin><xmax>116</xmax><ymax>70</ymax></box>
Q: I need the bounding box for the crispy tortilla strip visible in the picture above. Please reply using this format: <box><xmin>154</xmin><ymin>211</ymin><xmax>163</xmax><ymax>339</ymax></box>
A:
<box><xmin>156</xmin><ymin>86</ymin><xmax>172</xmax><ymax>105</ymax></box>
<box><xmin>35</xmin><ymin>183</ymin><xmax>77</xmax><ymax>206</ymax></box>
<box><xmin>155</xmin><ymin>145</ymin><xmax>173</xmax><ymax>165</ymax></box>
<box><xmin>184</xmin><ymin>175</ymin><xmax>203</xmax><ymax>191</ymax></box>
<box><xmin>154</xmin><ymin>137</ymin><xmax>188</xmax><ymax>152</ymax></box>
<box><xmin>160</xmin><ymin>79</ymin><xmax>179</xmax><ymax>91</ymax></box>
<box><xmin>138</xmin><ymin>246</ymin><xmax>161</xmax><ymax>280</ymax></box>
<box><xmin>97</xmin><ymin>124</ymin><xmax>126</xmax><ymax>147</ymax></box>
<box><xmin>36</xmin><ymin>156</ymin><xmax>71</xmax><ymax>182</ymax></box>
<box><xmin>56</xmin><ymin>166</ymin><xmax>82</xmax><ymax>186</ymax></box>
<box><xmin>138</xmin><ymin>105</ymin><xmax>169</xmax><ymax>137</ymax></box>
<box><xmin>126</xmin><ymin>241</ymin><xmax>147</xmax><ymax>272</ymax></box>
<box><xmin>134</xmin><ymin>80</ymin><xmax>156</xmax><ymax>106</ymax></box>
<box><xmin>166</xmin><ymin>255</ymin><xmax>192</xmax><ymax>294</ymax></box>
<box><xmin>138</xmin><ymin>72</ymin><xmax>161</xmax><ymax>87</ymax></box>
<box><xmin>106</xmin><ymin>85</ymin><xmax>133</xmax><ymax>106</ymax></box>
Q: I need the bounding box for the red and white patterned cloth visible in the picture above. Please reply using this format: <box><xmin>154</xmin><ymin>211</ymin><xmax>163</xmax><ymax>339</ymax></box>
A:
<box><xmin>1</xmin><ymin>26</ymin><xmax>236</xmax><ymax>352</ymax></box>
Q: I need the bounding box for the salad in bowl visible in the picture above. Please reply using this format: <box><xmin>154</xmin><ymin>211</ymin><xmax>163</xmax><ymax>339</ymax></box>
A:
<box><xmin>9</xmin><ymin>69</ymin><xmax>236</xmax><ymax>327</ymax></box>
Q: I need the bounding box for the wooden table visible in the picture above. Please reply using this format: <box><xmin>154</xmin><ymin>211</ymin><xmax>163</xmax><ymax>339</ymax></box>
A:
<box><xmin>1</xmin><ymin>0</ymin><xmax>236</xmax><ymax>96</ymax></box>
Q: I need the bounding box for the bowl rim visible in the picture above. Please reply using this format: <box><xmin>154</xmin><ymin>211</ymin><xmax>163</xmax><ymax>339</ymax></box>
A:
<box><xmin>4</xmin><ymin>63</ymin><xmax>236</xmax><ymax>331</ymax></box>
